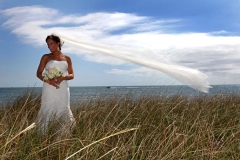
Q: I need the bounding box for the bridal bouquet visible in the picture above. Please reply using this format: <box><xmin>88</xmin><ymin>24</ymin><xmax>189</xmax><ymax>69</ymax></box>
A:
<box><xmin>43</xmin><ymin>66</ymin><xmax>63</xmax><ymax>89</ymax></box>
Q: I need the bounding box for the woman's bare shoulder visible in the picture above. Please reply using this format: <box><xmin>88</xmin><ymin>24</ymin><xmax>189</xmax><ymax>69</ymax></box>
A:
<box><xmin>64</xmin><ymin>54</ymin><xmax>72</xmax><ymax>61</ymax></box>
<box><xmin>42</xmin><ymin>53</ymin><xmax>51</xmax><ymax>59</ymax></box>
<box><xmin>40</xmin><ymin>53</ymin><xmax>52</xmax><ymax>63</ymax></box>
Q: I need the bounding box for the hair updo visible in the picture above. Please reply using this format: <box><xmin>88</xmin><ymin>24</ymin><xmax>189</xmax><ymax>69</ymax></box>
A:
<box><xmin>46</xmin><ymin>35</ymin><xmax>64</xmax><ymax>50</ymax></box>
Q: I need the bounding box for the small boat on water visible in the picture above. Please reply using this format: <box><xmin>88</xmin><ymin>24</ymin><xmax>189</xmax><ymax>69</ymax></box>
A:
<box><xmin>107</xmin><ymin>86</ymin><xmax>111</xmax><ymax>89</ymax></box>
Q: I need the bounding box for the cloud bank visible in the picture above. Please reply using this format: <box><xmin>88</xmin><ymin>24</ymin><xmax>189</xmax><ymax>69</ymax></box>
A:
<box><xmin>1</xmin><ymin>5</ymin><xmax>240</xmax><ymax>83</ymax></box>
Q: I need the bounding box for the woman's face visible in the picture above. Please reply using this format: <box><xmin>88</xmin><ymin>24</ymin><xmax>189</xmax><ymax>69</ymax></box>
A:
<box><xmin>47</xmin><ymin>38</ymin><xmax>59</xmax><ymax>53</ymax></box>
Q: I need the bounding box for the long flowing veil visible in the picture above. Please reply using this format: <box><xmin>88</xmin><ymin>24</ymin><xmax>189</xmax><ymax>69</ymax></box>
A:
<box><xmin>54</xmin><ymin>32</ymin><xmax>211</xmax><ymax>93</ymax></box>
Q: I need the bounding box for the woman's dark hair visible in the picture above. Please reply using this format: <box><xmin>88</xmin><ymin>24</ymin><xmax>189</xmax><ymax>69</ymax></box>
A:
<box><xmin>46</xmin><ymin>35</ymin><xmax>62</xmax><ymax>50</ymax></box>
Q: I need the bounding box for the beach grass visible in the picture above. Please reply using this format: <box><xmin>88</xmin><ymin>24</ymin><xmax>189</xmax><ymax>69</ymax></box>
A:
<box><xmin>0</xmin><ymin>90</ymin><xmax>240</xmax><ymax>159</ymax></box>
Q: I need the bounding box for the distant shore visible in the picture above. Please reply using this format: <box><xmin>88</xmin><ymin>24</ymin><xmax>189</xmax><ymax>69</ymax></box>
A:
<box><xmin>1</xmin><ymin>85</ymin><xmax>240</xmax><ymax>105</ymax></box>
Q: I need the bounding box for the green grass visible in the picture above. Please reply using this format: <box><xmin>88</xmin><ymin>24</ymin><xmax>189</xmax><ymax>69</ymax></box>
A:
<box><xmin>1</xmin><ymin>91</ymin><xmax>240</xmax><ymax>159</ymax></box>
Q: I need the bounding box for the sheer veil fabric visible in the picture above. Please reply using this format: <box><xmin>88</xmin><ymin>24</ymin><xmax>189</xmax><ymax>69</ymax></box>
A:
<box><xmin>54</xmin><ymin>32</ymin><xmax>211</xmax><ymax>93</ymax></box>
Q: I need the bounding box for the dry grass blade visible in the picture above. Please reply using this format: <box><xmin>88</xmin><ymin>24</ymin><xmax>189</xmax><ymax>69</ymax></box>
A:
<box><xmin>65</xmin><ymin>127</ymin><xmax>138</xmax><ymax>160</ymax></box>
<box><xmin>1</xmin><ymin>123</ymin><xmax>36</xmax><ymax>150</ymax></box>
<box><xmin>96</xmin><ymin>147</ymin><xmax>118</xmax><ymax>160</ymax></box>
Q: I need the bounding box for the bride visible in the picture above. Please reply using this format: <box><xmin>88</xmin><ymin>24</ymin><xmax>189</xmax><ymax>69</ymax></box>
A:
<box><xmin>36</xmin><ymin>35</ymin><xmax>75</xmax><ymax>136</ymax></box>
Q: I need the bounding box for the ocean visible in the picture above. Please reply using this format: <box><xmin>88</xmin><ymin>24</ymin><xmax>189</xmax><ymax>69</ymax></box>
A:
<box><xmin>1</xmin><ymin>85</ymin><xmax>240</xmax><ymax>104</ymax></box>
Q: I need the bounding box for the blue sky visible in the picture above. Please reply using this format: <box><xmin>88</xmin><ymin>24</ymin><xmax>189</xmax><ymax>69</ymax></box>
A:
<box><xmin>1</xmin><ymin>0</ymin><xmax>240</xmax><ymax>88</ymax></box>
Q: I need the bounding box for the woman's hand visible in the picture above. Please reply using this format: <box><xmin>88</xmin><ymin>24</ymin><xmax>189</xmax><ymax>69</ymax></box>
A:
<box><xmin>44</xmin><ymin>77</ymin><xmax>64</xmax><ymax>87</ymax></box>
<box><xmin>54</xmin><ymin>77</ymin><xmax>65</xmax><ymax>85</ymax></box>
<box><xmin>46</xmin><ymin>79</ymin><xmax>58</xmax><ymax>87</ymax></box>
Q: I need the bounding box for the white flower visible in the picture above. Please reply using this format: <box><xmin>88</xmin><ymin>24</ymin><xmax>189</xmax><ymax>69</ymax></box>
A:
<box><xmin>43</xmin><ymin>66</ymin><xmax>63</xmax><ymax>89</ymax></box>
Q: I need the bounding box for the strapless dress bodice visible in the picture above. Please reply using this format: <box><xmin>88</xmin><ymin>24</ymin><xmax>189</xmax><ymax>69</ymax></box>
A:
<box><xmin>45</xmin><ymin>60</ymin><xmax>68</xmax><ymax>76</ymax></box>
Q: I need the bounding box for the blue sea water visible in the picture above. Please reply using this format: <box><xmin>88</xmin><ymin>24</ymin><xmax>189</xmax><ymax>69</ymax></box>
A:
<box><xmin>1</xmin><ymin>85</ymin><xmax>240</xmax><ymax>104</ymax></box>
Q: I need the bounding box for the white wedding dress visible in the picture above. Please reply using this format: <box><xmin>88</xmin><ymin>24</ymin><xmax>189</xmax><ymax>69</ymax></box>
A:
<box><xmin>36</xmin><ymin>60</ymin><xmax>75</xmax><ymax>135</ymax></box>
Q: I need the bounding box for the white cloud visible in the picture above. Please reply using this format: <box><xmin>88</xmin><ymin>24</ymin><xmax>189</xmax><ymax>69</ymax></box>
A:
<box><xmin>1</xmin><ymin>5</ymin><xmax>240</xmax><ymax>84</ymax></box>
<box><xmin>105</xmin><ymin>67</ymin><xmax>166</xmax><ymax>76</ymax></box>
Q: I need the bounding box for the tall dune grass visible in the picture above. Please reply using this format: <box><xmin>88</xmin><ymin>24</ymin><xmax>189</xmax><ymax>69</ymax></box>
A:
<box><xmin>0</xmin><ymin>90</ymin><xmax>240</xmax><ymax>159</ymax></box>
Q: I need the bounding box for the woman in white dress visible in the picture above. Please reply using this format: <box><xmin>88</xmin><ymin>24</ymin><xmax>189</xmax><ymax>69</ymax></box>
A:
<box><xmin>36</xmin><ymin>35</ymin><xmax>75</xmax><ymax>135</ymax></box>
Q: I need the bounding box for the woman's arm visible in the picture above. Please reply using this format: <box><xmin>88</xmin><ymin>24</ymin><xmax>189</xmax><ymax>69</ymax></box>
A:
<box><xmin>36</xmin><ymin>55</ymin><xmax>48</xmax><ymax>82</ymax></box>
<box><xmin>56</xmin><ymin>55</ymin><xmax>74</xmax><ymax>84</ymax></box>
<box><xmin>64</xmin><ymin>55</ymin><xmax>74</xmax><ymax>80</ymax></box>
<box><xmin>37</xmin><ymin>55</ymin><xmax>58</xmax><ymax>87</ymax></box>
